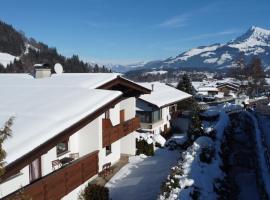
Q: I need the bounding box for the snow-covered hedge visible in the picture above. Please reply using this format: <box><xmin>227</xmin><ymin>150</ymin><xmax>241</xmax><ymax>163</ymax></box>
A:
<box><xmin>158</xmin><ymin>111</ymin><xmax>229</xmax><ymax>200</ymax></box>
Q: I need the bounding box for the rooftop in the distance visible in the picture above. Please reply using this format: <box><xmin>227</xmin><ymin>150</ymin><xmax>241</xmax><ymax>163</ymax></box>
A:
<box><xmin>138</xmin><ymin>82</ymin><xmax>192</xmax><ymax>108</ymax></box>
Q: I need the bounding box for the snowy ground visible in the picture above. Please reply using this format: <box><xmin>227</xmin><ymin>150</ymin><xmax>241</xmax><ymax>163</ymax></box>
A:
<box><xmin>106</xmin><ymin>149</ymin><xmax>179</xmax><ymax>200</ymax></box>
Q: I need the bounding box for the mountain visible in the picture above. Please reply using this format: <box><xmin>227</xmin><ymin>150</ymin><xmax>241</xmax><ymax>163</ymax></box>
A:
<box><xmin>135</xmin><ymin>26</ymin><xmax>270</xmax><ymax>71</ymax></box>
<box><xmin>105</xmin><ymin>61</ymin><xmax>146</xmax><ymax>73</ymax></box>
<box><xmin>0</xmin><ymin>21</ymin><xmax>110</xmax><ymax>73</ymax></box>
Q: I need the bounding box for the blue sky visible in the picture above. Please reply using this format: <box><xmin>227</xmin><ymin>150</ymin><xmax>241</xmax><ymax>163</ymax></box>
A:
<box><xmin>1</xmin><ymin>0</ymin><xmax>270</xmax><ymax>64</ymax></box>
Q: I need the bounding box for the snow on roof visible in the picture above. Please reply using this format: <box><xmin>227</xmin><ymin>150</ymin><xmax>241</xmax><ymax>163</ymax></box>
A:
<box><xmin>197</xmin><ymin>87</ymin><xmax>218</xmax><ymax>92</ymax></box>
<box><xmin>138</xmin><ymin>82</ymin><xmax>192</xmax><ymax>108</ymax></box>
<box><xmin>0</xmin><ymin>73</ymin><xmax>33</xmax><ymax>80</ymax></box>
<box><xmin>191</xmin><ymin>81</ymin><xmax>202</xmax><ymax>91</ymax></box>
<box><xmin>0</xmin><ymin>85</ymin><xmax>122</xmax><ymax>164</ymax></box>
<box><xmin>144</xmin><ymin>70</ymin><xmax>167</xmax><ymax>75</ymax></box>
<box><xmin>0</xmin><ymin>73</ymin><xmax>119</xmax><ymax>89</ymax></box>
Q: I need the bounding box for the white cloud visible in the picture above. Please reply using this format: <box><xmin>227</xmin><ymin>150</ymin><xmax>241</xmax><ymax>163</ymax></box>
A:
<box><xmin>158</xmin><ymin>14</ymin><xmax>189</xmax><ymax>28</ymax></box>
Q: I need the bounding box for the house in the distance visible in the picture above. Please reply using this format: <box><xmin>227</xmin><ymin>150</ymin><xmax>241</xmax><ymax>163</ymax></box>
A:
<box><xmin>216</xmin><ymin>82</ymin><xmax>239</xmax><ymax>94</ymax></box>
<box><xmin>136</xmin><ymin>82</ymin><xmax>192</xmax><ymax>135</ymax></box>
<box><xmin>0</xmin><ymin>71</ymin><xmax>150</xmax><ymax>199</ymax></box>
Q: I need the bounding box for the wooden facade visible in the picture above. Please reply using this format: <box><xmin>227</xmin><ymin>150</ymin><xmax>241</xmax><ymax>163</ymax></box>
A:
<box><xmin>4</xmin><ymin>151</ymin><xmax>99</xmax><ymax>200</ymax></box>
<box><xmin>102</xmin><ymin>117</ymin><xmax>140</xmax><ymax>148</ymax></box>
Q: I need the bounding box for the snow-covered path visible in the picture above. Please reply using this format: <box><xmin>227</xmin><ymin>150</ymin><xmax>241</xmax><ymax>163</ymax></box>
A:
<box><xmin>106</xmin><ymin>149</ymin><xmax>179</xmax><ymax>200</ymax></box>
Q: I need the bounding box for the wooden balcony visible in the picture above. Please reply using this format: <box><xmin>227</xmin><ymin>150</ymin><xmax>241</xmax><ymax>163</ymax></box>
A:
<box><xmin>4</xmin><ymin>151</ymin><xmax>99</xmax><ymax>200</ymax></box>
<box><xmin>102</xmin><ymin>117</ymin><xmax>140</xmax><ymax>148</ymax></box>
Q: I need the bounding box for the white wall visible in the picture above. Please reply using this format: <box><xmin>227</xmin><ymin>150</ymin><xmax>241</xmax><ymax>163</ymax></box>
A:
<box><xmin>120</xmin><ymin>97</ymin><xmax>136</xmax><ymax>120</ymax></box>
<box><xmin>109</xmin><ymin>104</ymin><xmax>120</xmax><ymax>126</ymax></box>
<box><xmin>98</xmin><ymin>140</ymin><xmax>121</xmax><ymax>172</ymax></box>
<box><xmin>0</xmin><ymin>166</ymin><xmax>29</xmax><ymax>198</ymax></box>
<box><xmin>120</xmin><ymin>132</ymin><xmax>136</xmax><ymax>155</ymax></box>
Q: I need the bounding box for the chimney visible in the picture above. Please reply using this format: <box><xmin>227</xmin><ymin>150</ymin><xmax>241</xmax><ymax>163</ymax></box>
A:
<box><xmin>34</xmin><ymin>63</ymin><xmax>51</xmax><ymax>79</ymax></box>
<box><xmin>151</xmin><ymin>84</ymin><xmax>154</xmax><ymax>91</ymax></box>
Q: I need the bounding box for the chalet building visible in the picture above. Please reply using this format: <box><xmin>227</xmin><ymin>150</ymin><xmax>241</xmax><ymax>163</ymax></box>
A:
<box><xmin>197</xmin><ymin>87</ymin><xmax>219</xmax><ymax>97</ymax></box>
<box><xmin>216</xmin><ymin>82</ymin><xmax>239</xmax><ymax>94</ymax></box>
<box><xmin>136</xmin><ymin>82</ymin><xmax>192</xmax><ymax>135</ymax></box>
<box><xmin>0</xmin><ymin>73</ymin><xmax>150</xmax><ymax>199</ymax></box>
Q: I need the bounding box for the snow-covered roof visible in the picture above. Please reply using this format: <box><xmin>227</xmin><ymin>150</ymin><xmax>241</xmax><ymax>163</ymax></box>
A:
<box><xmin>138</xmin><ymin>82</ymin><xmax>192</xmax><ymax>108</ymax></box>
<box><xmin>0</xmin><ymin>85</ymin><xmax>122</xmax><ymax>164</ymax></box>
<box><xmin>191</xmin><ymin>81</ymin><xmax>202</xmax><ymax>91</ymax></box>
<box><xmin>197</xmin><ymin>87</ymin><xmax>218</xmax><ymax>92</ymax></box>
<box><xmin>0</xmin><ymin>73</ymin><xmax>33</xmax><ymax>80</ymax></box>
<box><xmin>0</xmin><ymin>72</ymin><xmax>150</xmax><ymax>166</ymax></box>
<box><xmin>0</xmin><ymin>73</ymin><xmax>119</xmax><ymax>89</ymax></box>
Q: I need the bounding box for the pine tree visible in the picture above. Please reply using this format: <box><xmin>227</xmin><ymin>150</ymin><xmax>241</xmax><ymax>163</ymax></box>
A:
<box><xmin>247</xmin><ymin>57</ymin><xmax>266</xmax><ymax>96</ymax></box>
<box><xmin>0</xmin><ymin>117</ymin><xmax>14</xmax><ymax>177</ymax></box>
<box><xmin>187</xmin><ymin>103</ymin><xmax>203</xmax><ymax>140</ymax></box>
<box><xmin>176</xmin><ymin>74</ymin><xmax>193</xmax><ymax>94</ymax></box>
<box><xmin>228</xmin><ymin>54</ymin><xmax>246</xmax><ymax>80</ymax></box>
<box><xmin>94</xmin><ymin>64</ymin><xmax>100</xmax><ymax>73</ymax></box>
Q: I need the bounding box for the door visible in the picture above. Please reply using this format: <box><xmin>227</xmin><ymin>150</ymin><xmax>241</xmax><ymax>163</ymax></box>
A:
<box><xmin>29</xmin><ymin>158</ymin><xmax>42</xmax><ymax>182</ymax></box>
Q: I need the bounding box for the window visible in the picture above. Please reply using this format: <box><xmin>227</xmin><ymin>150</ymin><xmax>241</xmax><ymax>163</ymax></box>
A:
<box><xmin>105</xmin><ymin>110</ymin><xmax>110</xmax><ymax>119</ymax></box>
<box><xmin>152</xmin><ymin>110</ymin><xmax>161</xmax><ymax>123</ymax></box>
<box><xmin>136</xmin><ymin>111</ymin><xmax>151</xmax><ymax>123</ymax></box>
<box><xmin>106</xmin><ymin>145</ymin><xmax>112</xmax><ymax>156</ymax></box>
<box><xmin>56</xmin><ymin>139</ymin><xmax>69</xmax><ymax>156</ymax></box>
<box><xmin>136</xmin><ymin>110</ymin><xmax>162</xmax><ymax>123</ymax></box>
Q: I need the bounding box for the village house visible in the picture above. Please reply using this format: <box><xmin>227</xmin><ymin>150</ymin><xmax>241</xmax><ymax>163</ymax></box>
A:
<box><xmin>136</xmin><ymin>82</ymin><xmax>192</xmax><ymax>136</ymax></box>
<box><xmin>216</xmin><ymin>82</ymin><xmax>239</xmax><ymax>94</ymax></box>
<box><xmin>0</xmin><ymin>69</ymin><xmax>150</xmax><ymax>199</ymax></box>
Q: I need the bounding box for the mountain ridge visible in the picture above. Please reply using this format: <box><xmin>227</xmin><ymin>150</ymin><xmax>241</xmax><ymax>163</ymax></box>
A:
<box><xmin>121</xmin><ymin>26</ymin><xmax>270</xmax><ymax>73</ymax></box>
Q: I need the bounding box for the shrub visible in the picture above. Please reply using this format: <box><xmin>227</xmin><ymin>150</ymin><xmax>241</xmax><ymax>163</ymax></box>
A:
<box><xmin>79</xmin><ymin>183</ymin><xmax>109</xmax><ymax>200</ymax></box>
<box><xmin>136</xmin><ymin>139</ymin><xmax>154</xmax><ymax>156</ymax></box>
<box><xmin>155</xmin><ymin>142</ymin><xmax>162</xmax><ymax>148</ymax></box>
<box><xmin>199</xmin><ymin>146</ymin><xmax>215</xmax><ymax>164</ymax></box>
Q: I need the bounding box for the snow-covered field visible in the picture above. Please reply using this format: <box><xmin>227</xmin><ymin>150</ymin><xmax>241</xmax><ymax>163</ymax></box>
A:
<box><xmin>0</xmin><ymin>52</ymin><xmax>17</xmax><ymax>67</ymax></box>
<box><xmin>106</xmin><ymin>149</ymin><xmax>179</xmax><ymax>200</ymax></box>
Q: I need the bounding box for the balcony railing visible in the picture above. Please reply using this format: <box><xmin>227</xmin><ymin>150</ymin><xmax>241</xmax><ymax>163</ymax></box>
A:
<box><xmin>4</xmin><ymin>151</ymin><xmax>99</xmax><ymax>200</ymax></box>
<box><xmin>102</xmin><ymin>117</ymin><xmax>140</xmax><ymax>147</ymax></box>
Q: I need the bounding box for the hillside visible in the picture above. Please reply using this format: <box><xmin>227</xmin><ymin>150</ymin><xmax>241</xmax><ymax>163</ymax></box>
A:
<box><xmin>0</xmin><ymin>21</ymin><xmax>109</xmax><ymax>73</ymax></box>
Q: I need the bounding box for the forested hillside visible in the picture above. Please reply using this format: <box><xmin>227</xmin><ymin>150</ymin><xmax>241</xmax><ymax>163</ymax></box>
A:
<box><xmin>0</xmin><ymin>21</ymin><xmax>109</xmax><ymax>73</ymax></box>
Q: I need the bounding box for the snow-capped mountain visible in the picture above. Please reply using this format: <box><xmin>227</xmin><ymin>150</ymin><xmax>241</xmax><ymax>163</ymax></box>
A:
<box><xmin>139</xmin><ymin>26</ymin><xmax>270</xmax><ymax>71</ymax></box>
<box><xmin>105</xmin><ymin>61</ymin><xmax>147</xmax><ymax>73</ymax></box>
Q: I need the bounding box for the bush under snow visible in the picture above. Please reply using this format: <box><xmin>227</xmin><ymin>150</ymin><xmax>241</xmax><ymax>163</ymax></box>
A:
<box><xmin>158</xmin><ymin>111</ymin><xmax>229</xmax><ymax>200</ymax></box>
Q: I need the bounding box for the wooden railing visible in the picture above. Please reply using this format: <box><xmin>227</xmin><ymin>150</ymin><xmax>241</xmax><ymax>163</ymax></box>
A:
<box><xmin>4</xmin><ymin>151</ymin><xmax>99</xmax><ymax>200</ymax></box>
<box><xmin>103</xmin><ymin>117</ymin><xmax>140</xmax><ymax>147</ymax></box>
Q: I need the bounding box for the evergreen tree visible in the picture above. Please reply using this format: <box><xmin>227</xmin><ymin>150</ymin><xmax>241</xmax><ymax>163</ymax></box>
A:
<box><xmin>176</xmin><ymin>74</ymin><xmax>193</xmax><ymax>94</ymax></box>
<box><xmin>0</xmin><ymin>117</ymin><xmax>14</xmax><ymax>177</ymax></box>
<box><xmin>94</xmin><ymin>64</ymin><xmax>100</xmax><ymax>73</ymax></box>
<box><xmin>247</xmin><ymin>57</ymin><xmax>266</xmax><ymax>96</ymax></box>
<box><xmin>187</xmin><ymin>102</ymin><xmax>203</xmax><ymax>140</ymax></box>
<box><xmin>227</xmin><ymin>54</ymin><xmax>246</xmax><ymax>80</ymax></box>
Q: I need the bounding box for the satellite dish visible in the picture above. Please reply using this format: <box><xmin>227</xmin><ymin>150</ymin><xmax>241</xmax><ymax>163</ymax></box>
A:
<box><xmin>54</xmin><ymin>63</ymin><xmax>63</xmax><ymax>74</ymax></box>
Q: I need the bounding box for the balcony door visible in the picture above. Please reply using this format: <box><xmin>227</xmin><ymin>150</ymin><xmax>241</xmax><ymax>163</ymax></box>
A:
<box><xmin>29</xmin><ymin>158</ymin><xmax>42</xmax><ymax>182</ymax></box>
